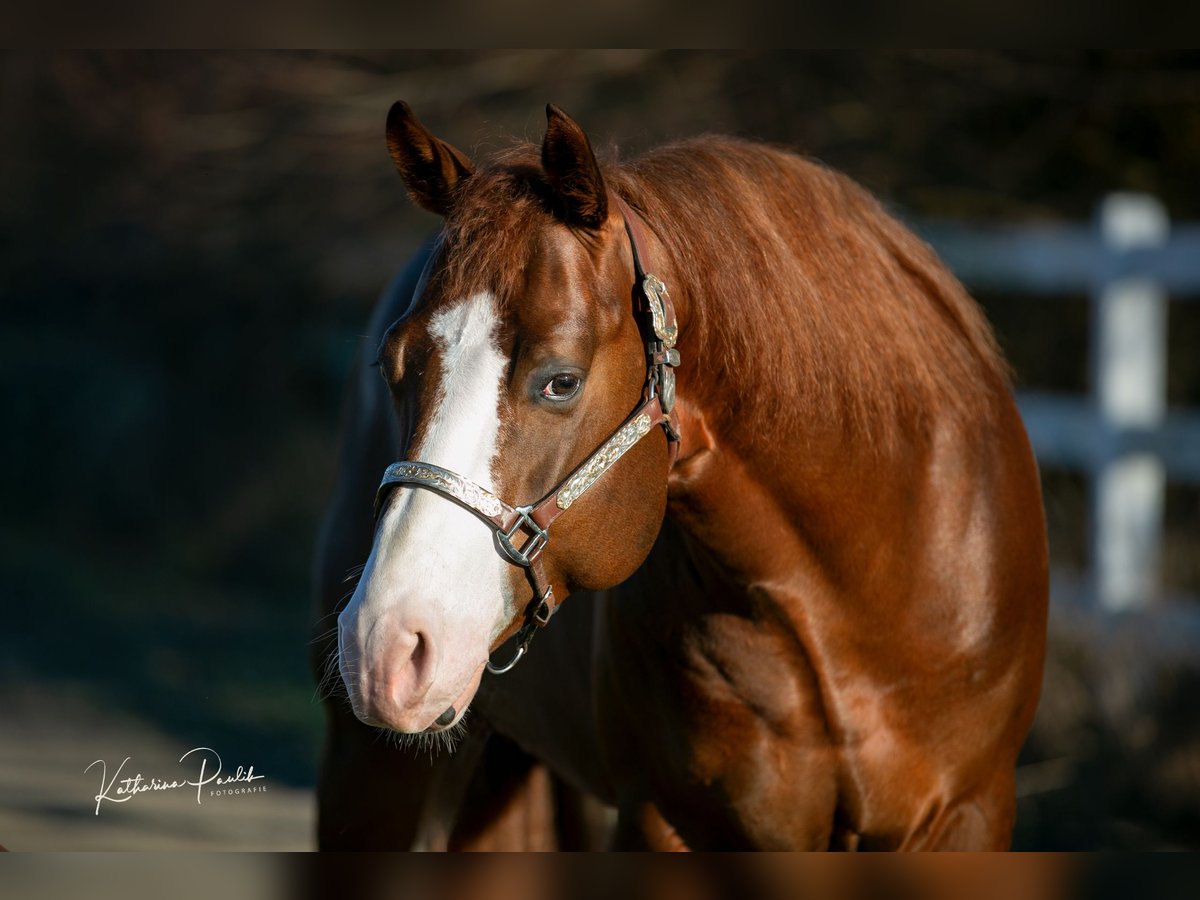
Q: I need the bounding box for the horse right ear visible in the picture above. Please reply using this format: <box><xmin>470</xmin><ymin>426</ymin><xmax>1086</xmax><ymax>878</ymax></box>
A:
<box><xmin>541</xmin><ymin>103</ymin><xmax>607</xmax><ymax>229</ymax></box>
<box><xmin>386</xmin><ymin>101</ymin><xmax>474</xmax><ymax>216</ymax></box>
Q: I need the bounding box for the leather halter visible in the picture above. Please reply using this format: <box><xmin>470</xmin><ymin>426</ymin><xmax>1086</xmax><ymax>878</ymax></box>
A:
<box><xmin>372</xmin><ymin>195</ymin><xmax>681</xmax><ymax>674</ymax></box>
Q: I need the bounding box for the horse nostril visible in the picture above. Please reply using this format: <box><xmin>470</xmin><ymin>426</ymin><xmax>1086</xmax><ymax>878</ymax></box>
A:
<box><xmin>411</xmin><ymin>631</ymin><xmax>426</xmax><ymax>665</ymax></box>
<box><xmin>435</xmin><ymin>706</ymin><xmax>456</xmax><ymax>727</ymax></box>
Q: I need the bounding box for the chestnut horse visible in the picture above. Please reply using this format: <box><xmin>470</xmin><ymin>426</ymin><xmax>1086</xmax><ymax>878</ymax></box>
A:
<box><xmin>311</xmin><ymin>102</ymin><xmax>1049</xmax><ymax>850</ymax></box>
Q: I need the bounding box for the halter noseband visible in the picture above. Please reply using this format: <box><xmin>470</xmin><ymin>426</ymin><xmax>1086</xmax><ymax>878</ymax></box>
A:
<box><xmin>371</xmin><ymin>196</ymin><xmax>681</xmax><ymax>675</ymax></box>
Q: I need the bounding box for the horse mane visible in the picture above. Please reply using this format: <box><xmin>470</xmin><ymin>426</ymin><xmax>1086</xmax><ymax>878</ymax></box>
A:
<box><xmin>435</xmin><ymin>136</ymin><xmax>1011</xmax><ymax>453</ymax></box>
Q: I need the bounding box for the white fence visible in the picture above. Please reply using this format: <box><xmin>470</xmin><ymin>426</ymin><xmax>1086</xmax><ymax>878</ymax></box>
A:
<box><xmin>917</xmin><ymin>194</ymin><xmax>1200</xmax><ymax>613</ymax></box>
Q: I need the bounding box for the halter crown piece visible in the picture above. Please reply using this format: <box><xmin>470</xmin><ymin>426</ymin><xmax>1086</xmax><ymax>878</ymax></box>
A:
<box><xmin>373</xmin><ymin>195</ymin><xmax>682</xmax><ymax>675</ymax></box>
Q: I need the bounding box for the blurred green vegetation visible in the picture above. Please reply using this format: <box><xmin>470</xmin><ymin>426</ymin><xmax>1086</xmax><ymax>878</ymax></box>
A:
<box><xmin>1</xmin><ymin>51</ymin><xmax>1198</xmax><ymax>837</ymax></box>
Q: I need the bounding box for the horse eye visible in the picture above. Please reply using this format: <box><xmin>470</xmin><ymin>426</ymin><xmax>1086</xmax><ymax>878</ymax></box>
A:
<box><xmin>541</xmin><ymin>373</ymin><xmax>582</xmax><ymax>401</ymax></box>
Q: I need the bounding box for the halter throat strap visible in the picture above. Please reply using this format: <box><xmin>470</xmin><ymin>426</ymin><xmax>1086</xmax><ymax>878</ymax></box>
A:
<box><xmin>373</xmin><ymin>195</ymin><xmax>681</xmax><ymax>673</ymax></box>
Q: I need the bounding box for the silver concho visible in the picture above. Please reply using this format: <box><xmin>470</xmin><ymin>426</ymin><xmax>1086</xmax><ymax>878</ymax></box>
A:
<box><xmin>642</xmin><ymin>274</ymin><xmax>678</xmax><ymax>349</ymax></box>
<box><xmin>556</xmin><ymin>414</ymin><xmax>654</xmax><ymax>510</ymax></box>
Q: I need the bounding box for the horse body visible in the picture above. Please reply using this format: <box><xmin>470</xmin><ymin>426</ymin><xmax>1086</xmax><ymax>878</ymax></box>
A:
<box><xmin>591</xmin><ymin>383</ymin><xmax>1045</xmax><ymax>849</ymax></box>
<box><xmin>312</xmin><ymin>104</ymin><xmax>1048</xmax><ymax>850</ymax></box>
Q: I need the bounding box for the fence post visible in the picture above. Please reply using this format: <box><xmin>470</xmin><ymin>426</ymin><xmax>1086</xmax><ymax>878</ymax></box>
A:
<box><xmin>1092</xmin><ymin>193</ymin><xmax>1169</xmax><ymax>611</ymax></box>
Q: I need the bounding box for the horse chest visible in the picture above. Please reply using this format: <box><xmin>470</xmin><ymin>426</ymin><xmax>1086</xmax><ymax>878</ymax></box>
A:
<box><xmin>595</xmin><ymin>600</ymin><xmax>842</xmax><ymax>848</ymax></box>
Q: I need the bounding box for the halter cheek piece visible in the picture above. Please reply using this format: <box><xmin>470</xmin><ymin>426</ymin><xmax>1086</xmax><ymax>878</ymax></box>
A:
<box><xmin>372</xmin><ymin>196</ymin><xmax>682</xmax><ymax>675</ymax></box>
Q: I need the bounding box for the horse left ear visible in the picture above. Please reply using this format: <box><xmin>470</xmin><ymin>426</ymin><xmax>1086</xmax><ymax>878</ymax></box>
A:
<box><xmin>386</xmin><ymin>101</ymin><xmax>475</xmax><ymax>216</ymax></box>
<box><xmin>541</xmin><ymin>104</ymin><xmax>608</xmax><ymax>229</ymax></box>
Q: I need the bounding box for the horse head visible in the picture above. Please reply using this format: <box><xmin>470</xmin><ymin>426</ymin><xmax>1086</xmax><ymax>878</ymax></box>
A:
<box><xmin>337</xmin><ymin>103</ymin><xmax>678</xmax><ymax>735</ymax></box>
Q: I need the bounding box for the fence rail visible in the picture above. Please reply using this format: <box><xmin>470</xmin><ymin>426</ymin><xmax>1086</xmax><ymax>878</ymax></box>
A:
<box><xmin>919</xmin><ymin>221</ymin><xmax>1200</xmax><ymax>297</ymax></box>
<box><xmin>915</xmin><ymin>193</ymin><xmax>1200</xmax><ymax>613</ymax></box>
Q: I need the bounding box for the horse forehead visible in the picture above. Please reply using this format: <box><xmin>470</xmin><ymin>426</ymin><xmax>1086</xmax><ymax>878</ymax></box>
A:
<box><xmin>513</xmin><ymin>230</ymin><xmax>628</xmax><ymax>334</ymax></box>
<box><xmin>420</xmin><ymin>224</ymin><xmax>627</xmax><ymax>339</ymax></box>
<box><xmin>426</xmin><ymin>290</ymin><xmax>501</xmax><ymax>347</ymax></box>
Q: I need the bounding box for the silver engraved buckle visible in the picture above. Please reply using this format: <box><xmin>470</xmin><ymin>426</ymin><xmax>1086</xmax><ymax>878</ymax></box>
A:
<box><xmin>495</xmin><ymin>505</ymin><xmax>548</xmax><ymax>567</ymax></box>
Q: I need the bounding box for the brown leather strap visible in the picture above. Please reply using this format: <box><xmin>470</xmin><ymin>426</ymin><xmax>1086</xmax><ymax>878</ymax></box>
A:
<box><xmin>519</xmin><ymin>391</ymin><xmax>674</xmax><ymax>625</ymax></box>
<box><xmin>612</xmin><ymin>194</ymin><xmax>680</xmax><ymax>343</ymax></box>
<box><xmin>529</xmin><ymin>393</ymin><xmax>672</xmax><ymax>529</ymax></box>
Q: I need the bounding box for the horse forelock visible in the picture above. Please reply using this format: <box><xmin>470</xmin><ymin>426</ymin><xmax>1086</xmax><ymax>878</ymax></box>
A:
<box><xmin>433</xmin><ymin>144</ymin><xmax>550</xmax><ymax>311</ymax></box>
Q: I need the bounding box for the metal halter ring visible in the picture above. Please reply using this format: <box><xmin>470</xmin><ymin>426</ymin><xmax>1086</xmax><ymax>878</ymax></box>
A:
<box><xmin>485</xmin><ymin>622</ymin><xmax>536</xmax><ymax>674</ymax></box>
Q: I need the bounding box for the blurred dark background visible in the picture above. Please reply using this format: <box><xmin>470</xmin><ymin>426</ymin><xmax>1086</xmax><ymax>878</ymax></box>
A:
<box><xmin>1</xmin><ymin>50</ymin><xmax>1198</xmax><ymax>849</ymax></box>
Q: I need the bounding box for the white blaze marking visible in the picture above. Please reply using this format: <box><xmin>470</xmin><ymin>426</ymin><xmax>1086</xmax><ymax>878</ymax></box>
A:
<box><xmin>362</xmin><ymin>292</ymin><xmax>515</xmax><ymax>649</ymax></box>
<box><xmin>421</xmin><ymin>293</ymin><xmax>506</xmax><ymax>484</ymax></box>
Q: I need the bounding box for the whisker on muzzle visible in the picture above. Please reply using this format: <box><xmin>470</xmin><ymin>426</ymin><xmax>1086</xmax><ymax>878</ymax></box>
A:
<box><xmin>312</xmin><ymin>569</ymin><xmax>368</xmax><ymax>706</ymax></box>
<box><xmin>378</xmin><ymin>710</ymin><xmax>471</xmax><ymax>759</ymax></box>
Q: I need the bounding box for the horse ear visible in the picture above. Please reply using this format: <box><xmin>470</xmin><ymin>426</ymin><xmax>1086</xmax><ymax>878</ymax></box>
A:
<box><xmin>386</xmin><ymin>101</ymin><xmax>474</xmax><ymax>216</ymax></box>
<box><xmin>541</xmin><ymin>103</ymin><xmax>608</xmax><ymax>229</ymax></box>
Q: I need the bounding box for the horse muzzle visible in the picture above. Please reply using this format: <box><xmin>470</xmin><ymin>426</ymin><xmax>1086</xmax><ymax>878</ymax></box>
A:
<box><xmin>337</xmin><ymin>605</ymin><xmax>485</xmax><ymax>733</ymax></box>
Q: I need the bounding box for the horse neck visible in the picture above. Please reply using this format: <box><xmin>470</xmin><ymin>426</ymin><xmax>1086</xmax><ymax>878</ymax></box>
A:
<box><xmin>661</xmin><ymin>347</ymin><xmax>964</xmax><ymax>628</ymax></box>
<box><xmin>622</xmin><ymin>142</ymin><xmax>1008</xmax><ymax>602</ymax></box>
